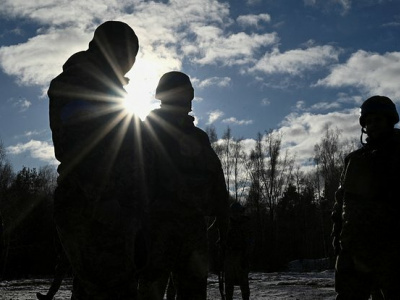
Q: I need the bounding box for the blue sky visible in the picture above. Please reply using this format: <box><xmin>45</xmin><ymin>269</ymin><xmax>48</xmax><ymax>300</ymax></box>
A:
<box><xmin>0</xmin><ymin>0</ymin><xmax>399</xmax><ymax>172</ymax></box>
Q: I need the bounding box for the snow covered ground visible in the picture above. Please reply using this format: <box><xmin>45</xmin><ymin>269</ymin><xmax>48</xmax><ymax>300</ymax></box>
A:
<box><xmin>0</xmin><ymin>271</ymin><xmax>336</xmax><ymax>300</ymax></box>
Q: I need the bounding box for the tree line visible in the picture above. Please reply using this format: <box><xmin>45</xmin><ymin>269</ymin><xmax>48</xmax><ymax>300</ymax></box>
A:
<box><xmin>206</xmin><ymin>125</ymin><xmax>357</xmax><ymax>271</ymax></box>
<box><xmin>0</xmin><ymin>140</ymin><xmax>58</xmax><ymax>279</ymax></box>
<box><xmin>0</xmin><ymin>126</ymin><xmax>357</xmax><ymax>279</ymax></box>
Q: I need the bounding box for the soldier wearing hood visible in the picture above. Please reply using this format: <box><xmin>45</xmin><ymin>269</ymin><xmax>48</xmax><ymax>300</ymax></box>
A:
<box><xmin>332</xmin><ymin>96</ymin><xmax>400</xmax><ymax>300</ymax></box>
<box><xmin>138</xmin><ymin>71</ymin><xmax>229</xmax><ymax>300</ymax></box>
<box><xmin>48</xmin><ymin>21</ymin><xmax>146</xmax><ymax>299</ymax></box>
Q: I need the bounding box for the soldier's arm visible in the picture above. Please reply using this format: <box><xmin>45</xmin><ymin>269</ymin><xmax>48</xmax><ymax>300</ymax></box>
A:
<box><xmin>331</xmin><ymin>156</ymin><xmax>349</xmax><ymax>255</ymax></box>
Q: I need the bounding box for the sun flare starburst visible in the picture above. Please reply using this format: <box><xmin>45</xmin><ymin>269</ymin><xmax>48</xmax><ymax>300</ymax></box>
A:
<box><xmin>122</xmin><ymin>71</ymin><xmax>161</xmax><ymax>120</ymax></box>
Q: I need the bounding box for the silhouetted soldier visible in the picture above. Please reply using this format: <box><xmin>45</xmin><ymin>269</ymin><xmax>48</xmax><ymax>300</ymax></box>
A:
<box><xmin>332</xmin><ymin>95</ymin><xmax>400</xmax><ymax>300</ymax></box>
<box><xmin>48</xmin><ymin>21</ymin><xmax>146</xmax><ymax>299</ymax></box>
<box><xmin>138</xmin><ymin>71</ymin><xmax>229</xmax><ymax>300</ymax></box>
<box><xmin>224</xmin><ymin>202</ymin><xmax>250</xmax><ymax>300</ymax></box>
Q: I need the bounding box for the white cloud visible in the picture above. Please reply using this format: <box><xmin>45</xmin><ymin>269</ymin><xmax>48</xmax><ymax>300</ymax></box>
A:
<box><xmin>222</xmin><ymin>117</ymin><xmax>253</xmax><ymax>125</ymax></box>
<box><xmin>6</xmin><ymin>139</ymin><xmax>57</xmax><ymax>165</ymax></box>
<box><xmin>193</xmin><ymin>96</ymin><xmax>204</xmax><ymax>102</ymax></box>
<box><xmin>295</xmin><ymin>100</ymin><xmax>341</xmax><ymax>112</ymax></box>
<box><xmin>207</xmin><ymin>109</ymin><xmax>224</xmax><ymax>124</ymax></box>
<box><xmin>295</xmin><ymin>93</ymin><xmax>363</xmax><ymax>113</ymax></box>
<box><xmin>211</xmin><ymin>108</ymin><xmax>360</xmax><ymax>173</ymax></box>
<box><xmin>276</xmin><ymin>108</ymin><xmax>360</xmax><ymax>165</ymax></box>
<box><xmin>316</xmin><ymin>50</ymin><xmax>400</xmax><ymax>100</ymax></box>
<box><xmin>0</xmin><ymin>0</ymin><xmax>126</xmax><ymax>26</ymax></box>
<box><xmin>0</xmin><ymin>27</ymin><xmax>91</xmax><ymax>86</ymax></box>
<box><xmin>336</xmin><ymin>93</ymin><xmax>363</xmax><ymax>105</ymax></box>
<box><xmin>335</xmin><ymin>0</ymin><xmax>351</xmax><ymax>14</ymax></box>
<box><xmin>240</xmin><ymin>138</ymin><xmax>257</xmax><ymax>154</ymax></box>
<box><xmin>24</xmin><ymin>131</ymin><xmax>41</xmax><ymax>137</ymax></box>
<box><xmin>296</xmin><ymin>100</ymin><xmax>306</xmax><ymax>110</ymax></box>
<box><xmin>237</xmin><ymin>13</ymin><xmax>271</xmax><ymax>28</ymax></box>
<box><xmin>9</xmin><ymin>97</ymin><xmax>32</xmax><ymax>112</ymax></box>
<box><xmin>190</xmin><ymin>27</ymin><xmax>278</xmax><ymax>66</ymax></box>
<box><xmin>197</xmin><ymin>77</ymin><xmax>231</xmax><ymax>88</ymax></box>
<box><xmin>0</xmin><ymin>0</ymin><xmax>278</xmax><ymax>90</ymax></box>
<box><xmin>261</xmin><ymin>98</ymin><xmax>270</xmax><ymax>106</ymax></box>
<box><xmin>382</xmin><ymin>21</ymin><xmax>400</xmax><ymax>28</ymax></box>
<box><xmin>247</xmin><ymin>0</ymin><xmax>263</xmax><ymax>5</ymax></box>
<box><xmin>303</xmin><ymin>0</ymin><xmax>351</xmax><ymax>15</ymax></box>
<box><xmin>250</xmin><ymin>45</ymin><xmax>340</xmax><ymax>75</ymax></box>
<box><xmin>309</xmin><ymin>102</ymin><xmax>341</xmax><ymax>111</ymax></box>
<box><xmin>17</xmin><ymin>130</ymin><xmax>46</xmax><ymax>139</ymax></box>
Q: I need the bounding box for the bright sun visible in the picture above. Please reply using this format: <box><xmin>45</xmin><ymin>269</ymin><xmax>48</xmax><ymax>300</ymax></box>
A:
<box><xmin>122</xmin><ymin>60</ymin><xmax>162</xmax><ymax>120</ymax></box>
<box><xmin>123</xmin><ymin>76</ymin><xmax>159</xmax><ymax>121</ymax></box>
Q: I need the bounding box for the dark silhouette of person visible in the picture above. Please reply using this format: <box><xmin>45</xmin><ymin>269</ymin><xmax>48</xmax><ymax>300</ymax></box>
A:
<box><xmin>48</xmin><ymin>21</ymin><xmax>147</xmax><ymax>299</ymax></box>
<box><xmin>332</xmin><ymin>95</ymin><xmax>400</xmax><ymax>300</ymax></box>
<box><xmin>224</xmin><ymin>202</ymin><xmax>251</xmax><ymax>300</ymax></box>
<box><xmin>138</xmin><ymin>71</ymin><xmax>229</xmax><ymax>300</ymax></box>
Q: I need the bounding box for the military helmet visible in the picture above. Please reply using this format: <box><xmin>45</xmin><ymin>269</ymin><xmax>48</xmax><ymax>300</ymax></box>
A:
<box><xmin>155</xmin><ymin>71</ymin><xmax>194</xmax><ymax>103</ymax></box>
<box><xmin>359</xmin><ymin>95</ymin><xmax>399</xmax><ymax>127</ymax></box>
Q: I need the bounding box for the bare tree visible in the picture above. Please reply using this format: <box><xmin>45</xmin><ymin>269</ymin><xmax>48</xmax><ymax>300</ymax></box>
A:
<box><xmin>261</xmin><ymin>130</ymin><xmax>294</xmax><ymax>223</ymax></box>
<box><xmin>221</xmin><ymin>127</ymin><xmax>233</xmax><ymax>193</ymax></box>
<box><xmin>246</xmin><ymin>132</ymin><xmax>266</xmax><ymax>211</ymax></box>
<box><xmin>0</xmin><ymin>140</ymin><xmax>14</xmax><ymax>195</ymax></box>
<box><xmin>244</xmin><ymin>130</ymin><xmax>295</xmax><ymax>269</ymax></box>
<box><xmin>231</xmin><ymin>137</ymin><xmax>249</xmax><ymax>202</ymax></box>
<box><xmin>313</xmin><ymin>126</ymin><xmax>358</xmax><ymax>258</ymax></box>
<box><xmin>313</xmin><ymin>126</ymin><xmax>349</xmax><ymax>203</ymax></box>
<box><xmin>37</xmin><ymin>165</ymin><xmax>57</xmax><ymax>196</ymax></box>
<box><xmin>205</xmin><ymin>125</ymin><xmax>218</xmax><ymax>148</ymax></box>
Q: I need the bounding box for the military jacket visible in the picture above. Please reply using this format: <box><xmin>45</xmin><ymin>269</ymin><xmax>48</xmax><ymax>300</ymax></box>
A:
<box><xmin>144</xmin><ymin>108</ymin><xmax>229</xmax><ymax>220</ymax></box>
<box><xmin>48</xmin><ymin>50</ymin><xmax>145</xmax><ymax>213</ymax></box>
<box><xmin>332</xmin><ymin>129</ymin><xmax>400</xmax><ymax>259</ymax></box>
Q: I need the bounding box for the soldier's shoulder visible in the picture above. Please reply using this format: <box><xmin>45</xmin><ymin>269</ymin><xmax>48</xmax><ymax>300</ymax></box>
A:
<box><xmin>393</xmin><ymin>128</ymin><xmax>400</xmax><ymax>147</ymax></box>
<box><xmin>48</xmin><ymin>51</ymin><xmax>96</xmax><ymax>95</ymax></box>
<box><xmin>193</xmin><ymin>127</ymin><xmax>211</xmax><ymax>143</ymax></box>
<box><xmin>193</xmin><ymin>126</ymin><xmax>207</xmax><ymax>136</ymax></box>
<box><xmin>143</xmin><ymin>110</ymin><xmax>161</xmax><ymax>128</ymax></box>
<box><xmin>345</xmin><ymin>147</ymin><xmax>366</xmax><ymax>160</ymax></box>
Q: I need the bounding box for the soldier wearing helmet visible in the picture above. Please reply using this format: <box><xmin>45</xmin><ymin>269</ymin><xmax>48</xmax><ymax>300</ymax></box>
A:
<box><xmin>48</xmin><ymin>21</ymin><xmax>146</xmax><ymax>299</ymax></box>
<box><xmin>359</xmin><ymin>95</ymin><xmax>399</xmax><ymax>144</ymax></box>
<box><xmin>139</xmin><ymin>71</ymin><xmax>229</xmax><ymax>300</ymax></box>
<box><xmin>332</xmin><ymin>96</ymin><xmax>400</xmax><ymax>299</ymax></box>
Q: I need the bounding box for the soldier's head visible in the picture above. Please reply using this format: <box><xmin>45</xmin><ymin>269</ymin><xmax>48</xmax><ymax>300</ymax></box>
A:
<box><xmin>155</xmin><ymin>71</ymin><xmax>194</xmax><ymax>114</ymax></box>
<box><xmin>89</xmin><ymin>21</ymin><xmax>139</xmax><ymax>75</ymax></box>
<box><xmin>359</xmin><ymin>96</ymin><xmax>399</xmax><ymax>141</ymax></box>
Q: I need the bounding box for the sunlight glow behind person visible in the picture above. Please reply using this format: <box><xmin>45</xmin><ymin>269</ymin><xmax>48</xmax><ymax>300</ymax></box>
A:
<box><xmin>123</xmin><ymin>84</ymin><xmax>159</xmax><ymax>120</ymax></box>
<box><xmin>123</xmin><ymin>58</ymin><xmax>165</xmax><ymax>120</ymax></box>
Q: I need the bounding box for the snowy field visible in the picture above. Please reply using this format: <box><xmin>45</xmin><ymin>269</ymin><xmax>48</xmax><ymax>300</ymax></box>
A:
<box><xmin>0</xmin><ymin>271</ymin><xmax>336</xmax><ymax>300</ymax></box>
